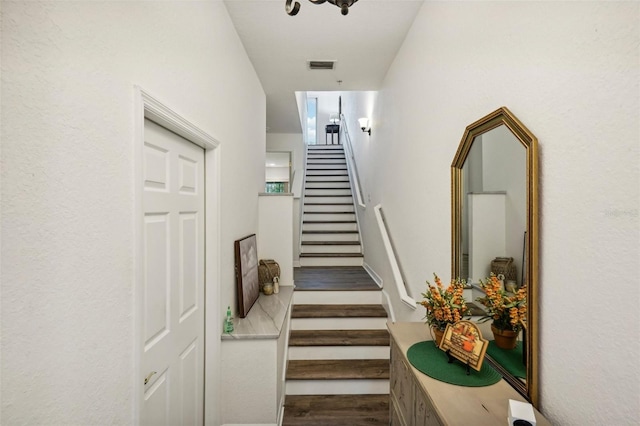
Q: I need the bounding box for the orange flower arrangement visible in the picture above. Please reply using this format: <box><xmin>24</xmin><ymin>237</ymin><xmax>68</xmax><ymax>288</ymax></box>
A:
<box><xmin>419</xmin><ymin>274</ymin><xmax>470</xmax><ymax>331</ymax></box>
<box><xmin>476</xmin><ymin>273</ymin><xmax>526</xmax><ymax>332</ymax></box>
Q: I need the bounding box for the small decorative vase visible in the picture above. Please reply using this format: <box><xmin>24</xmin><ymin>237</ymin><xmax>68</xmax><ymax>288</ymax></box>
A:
<box><xmin>432</xmin><ymin>327</ymin><xmax>445</xmax><ymax>347</ymax></box>
<box><xmin>491</xmin><ymin>324</ymin><xmax>518</xmax><ymax>349</ymax></box>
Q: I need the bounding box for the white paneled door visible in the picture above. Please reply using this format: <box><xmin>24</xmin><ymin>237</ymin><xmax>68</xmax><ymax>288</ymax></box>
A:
<box><xmin>141</xmin><ymin>119</ymin><xmax>205</xmax><ymax>425</ymax></box>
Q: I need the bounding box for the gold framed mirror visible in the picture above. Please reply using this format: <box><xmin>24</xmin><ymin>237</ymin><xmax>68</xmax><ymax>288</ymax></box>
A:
<box><xmin>451</xmin><ymin>107</ymin><xmax>539</xmax><ymax>406</ymax></box>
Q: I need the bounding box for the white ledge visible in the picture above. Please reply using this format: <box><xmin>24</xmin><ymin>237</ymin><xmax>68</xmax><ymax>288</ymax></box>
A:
<box><xmin>221</xmin><ymin>286</ymin><xmax>293</xmax><ymax>340</ymax></box>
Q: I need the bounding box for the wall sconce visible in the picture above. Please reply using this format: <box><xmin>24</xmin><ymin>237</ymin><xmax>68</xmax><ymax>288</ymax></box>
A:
<box><xmin>358</xmin><ymin>117</ymin><xmax>371</xmax><ymax>136</ymax></box>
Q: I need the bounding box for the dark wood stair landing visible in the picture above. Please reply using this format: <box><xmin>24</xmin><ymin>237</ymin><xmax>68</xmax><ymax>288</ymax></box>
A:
<box><xmin>294</xmin><ymin>266</ymin><xmax>379</xmax><ymax>291</ymax></box>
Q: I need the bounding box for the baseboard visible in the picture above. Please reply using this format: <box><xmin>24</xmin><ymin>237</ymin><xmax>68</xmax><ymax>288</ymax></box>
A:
<box><xmin>293</xmin><ymin>260</ymin><xmax>301</xmax><ymax>268</ymax></box>
<box><xmin>363</xmin><ymin>262</ymin><xmax>383</xmax><ymax>288</ymax></box>
<box><xmin>381</xmin><ymin>289</ymin><xmax>395</xmax><ymax>323</ymax></box>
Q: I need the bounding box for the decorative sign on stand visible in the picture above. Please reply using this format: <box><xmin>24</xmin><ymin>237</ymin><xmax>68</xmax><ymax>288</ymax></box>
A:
<box><xmin>439</xmin><ymin>320</ymin><xmax>489</xmax><ymax>373</ymax></box>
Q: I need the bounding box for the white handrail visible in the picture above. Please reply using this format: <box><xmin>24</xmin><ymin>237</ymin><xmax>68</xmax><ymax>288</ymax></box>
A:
<box><xmin>339</xmin><ymin>115</ymin><xmax>366</xmax><ymax>208</ymax></box>
<box><xmin>374</xmin><ymin>204</ymin><xmax>417</xmax><ymax>310</ymax></box>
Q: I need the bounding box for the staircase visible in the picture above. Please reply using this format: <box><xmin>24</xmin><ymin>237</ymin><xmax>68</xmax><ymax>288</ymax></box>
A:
<box><xmin>282</xmin><ymin>267</ymin><xmax>390</xmax><ymax>425</ymax></box>
<box><xmin>300</xmin><ymin>144</ymin><xmax>364</xmax><ymax>267</ymax></box>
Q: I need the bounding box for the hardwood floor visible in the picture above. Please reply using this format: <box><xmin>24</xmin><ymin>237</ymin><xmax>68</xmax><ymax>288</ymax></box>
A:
<box><xmin>287</xmin><ymin>359</ymin><xmax>389</xmax><ymax>380</ymax></box>
<box><xmin>283</xmin><ymin>394</ymin><xmax>389</xmax><ymax>426</ymax></box>
<box><xmin>289</xmin><ymin>329</ymin><xmax>390</xmax><ymax>347</ymax></box>
<box><xmin>292</xmin><ymin>304</ymin><xmax>387</xmax><ymax>318</ymax></box>
<box><xmin>294</xmin><ymin>266</ymin><xmax>379</xmax><ymax>291</ymax></box>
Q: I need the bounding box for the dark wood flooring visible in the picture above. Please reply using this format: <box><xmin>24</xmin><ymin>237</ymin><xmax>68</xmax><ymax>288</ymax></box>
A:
<box><xmin>289</xmin><ymin>329</ymin><xmax>389</xmax><ymax>347</ymax></box>
<box><xmin>283</xmin><ymin>394</ymin><xmax>389</xmax><ymax>426</ymax></box>
<box><xmin>286</xmin><ymin>359</ymin><xmax>389</xmax><ymax>380</ymax></box>
<box><xmin>292</xmin><ymin>304</ymin><xmax>387</xmax><ymax>318</ymax></box>
<box><xmin>294</xmin><ymin>266</ymin><xmax>379</xmax><ymax>291</ymax></box>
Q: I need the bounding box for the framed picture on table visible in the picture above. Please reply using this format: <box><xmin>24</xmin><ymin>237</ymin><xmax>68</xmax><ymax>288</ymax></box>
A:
<box><xmin>234</xmin><ymin>234</ymin><xmax>259</xmax><ymax>318</ymax></box>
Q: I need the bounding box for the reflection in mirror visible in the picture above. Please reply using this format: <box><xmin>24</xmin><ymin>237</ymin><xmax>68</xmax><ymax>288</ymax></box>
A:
<box><xmin>461</xmin><ymin>126</ymin><xmax>526</xmax><ymax>287</ymax></box>
<box><xmin>451</xmin><ymin>107</ymin><xmax>538</xmax><ymax>407</ymax></box>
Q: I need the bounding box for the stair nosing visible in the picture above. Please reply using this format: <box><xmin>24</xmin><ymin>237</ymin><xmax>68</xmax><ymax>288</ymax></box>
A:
<box><xmin>302</xmin><ymin>230</ymin><xmax>358</xmax><ymax>234</ymax></box>
<box><xmin>286</xmin><ymin>359</ymin><xmax>390</xmax><ymax>380</ymax></box>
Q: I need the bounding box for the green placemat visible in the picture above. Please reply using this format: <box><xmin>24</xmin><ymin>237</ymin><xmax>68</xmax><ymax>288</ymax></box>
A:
<box><xmin>407</xmin><ymin>341</ymin><xmax>501</xmax><ymax>387</ymax></box>
<box><xmin>486</xmin><ymin>341</ymin><xmax>526</xmax><ymax>379</ymax></box>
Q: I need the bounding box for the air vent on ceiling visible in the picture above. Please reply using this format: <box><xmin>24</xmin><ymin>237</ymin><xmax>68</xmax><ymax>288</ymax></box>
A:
<box><xmin>308</xmin><ymin>60</ymin><xmax>336</xmax><ymax>70</ymax></box>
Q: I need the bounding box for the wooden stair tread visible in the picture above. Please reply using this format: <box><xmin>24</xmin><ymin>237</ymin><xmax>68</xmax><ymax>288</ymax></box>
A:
<box><xmin>304</xmin><ymin>202</ymin><xmax>353</xmax><ymax>205</ymax></box>
<box><xmin>289</xmin><ymin>329</ymin><xmax>389</xmax><ymax>346</ymax></box>
<box><xmin>301</xmin><ymin>241</ymin><xmax>360</xmax><ymax>245</ymax></box>
<box><xmin>303</xmin><ymin>211</ymin><xmax>354</xmax><ymax>214</ymax></box>
<box><xmin>302</xmin><ymin>230</ymin><xmax>358</xmax><ymax>234</ymax></box>
<box><xmin>286</xmin><ymin>359</ymin><xmax>389</xmax><ymax>380</ymax></box>
<box><xmin>294</xmin><ymin>266</ymin><xmax>379</xmax><ymax>290</ymax></box>
<box><xmin>282</xmin><ymin>394</ymin><xmax>389</xmax><ymax>426</ymax></box>
<box><xmin>299</xmin><ymin>253</ymin><xmax>363</xmax><ymax>258</ymax></box>
<box><xmin>291</xmin><ymin>304</ymin><xmax>387</xmax><ymax>318</ymax></box>
<box><xmin>305</xmin><ymin>186</ymin><xmax>351</xmax><ymax>191</ymax></box>
<box><xmin>304</xmin><ymin>195</ymin><xmax>352</xmax><ymax>197</ymax></box>
<box><xmin>303</xmin><ymin>220</ymin><xmax>356</xmax><ymax>223</ymax></box>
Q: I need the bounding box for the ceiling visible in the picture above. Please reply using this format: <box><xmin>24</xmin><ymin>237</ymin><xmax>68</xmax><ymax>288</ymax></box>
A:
<box><xmin>224</xmin><ymin>0</ymin><xmax>424</xmax><ymax>133</ymax></box>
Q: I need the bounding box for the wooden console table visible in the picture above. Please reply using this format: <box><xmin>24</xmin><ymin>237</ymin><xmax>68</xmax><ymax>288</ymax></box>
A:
<box><xmin>388</xmin><ymin>322</ymin><xmax>550</xmax><ymax>426</ymax></box>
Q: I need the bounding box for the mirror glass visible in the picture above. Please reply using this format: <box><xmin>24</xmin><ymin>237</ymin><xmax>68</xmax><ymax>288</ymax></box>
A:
<box><xmin>451</xmin><ymin>107</ymin><xmax>538</xmax><ymax>406</ymax></box>
<box><xmin>460</xmin><ymin>126</ymin><xmax>527</xmax><ymax>283</ymax></box>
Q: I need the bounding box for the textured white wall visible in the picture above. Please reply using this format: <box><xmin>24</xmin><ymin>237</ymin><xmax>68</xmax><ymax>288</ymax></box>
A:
<box><xmin>258</xmin><ymin>195</ymin><xmax>294</xmax><ymax>288</ymax></box>
<box><xmin>266</xmin><ymin>133</ymin><xmax>305</xmax><ymax>198</ymax></box>
<box><xmin>1</xmin><ymin>1</ymin><xmax>264</xmax><ymax>424</ymax></box>
<box><xmin>350</xmin><ymin>2</ymin><xmax>639</xmax><ymax>424</ymax></box>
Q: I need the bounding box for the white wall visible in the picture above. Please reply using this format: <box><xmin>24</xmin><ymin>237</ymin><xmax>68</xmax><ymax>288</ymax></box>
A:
<box><xmin>266</xmin><ymin>133</ymin><xmax>305</xmax><ymax>197</ymax></box>
<box><xmin>258</xmin><ymin>195</ymin><xmax>294</xmax><ymax>288</ymax></box>
<box><xmin>1</xmin><ymin>1</ymin><xmax>265</xmax><ymax>424</ymax></box>
<box><xmin>349</xmin><ymin>2</ymin><xmax>639</xmax><ymax>425</ymax></box>
<box><xmin>266</xmin><ymin>133</ymin><xmax>305</xmax><ymax>266</ymax></box>
<box><xmin>308</xmin><ymin>91</ymin><xmax>341</xmax><ymax>144</ymax></box>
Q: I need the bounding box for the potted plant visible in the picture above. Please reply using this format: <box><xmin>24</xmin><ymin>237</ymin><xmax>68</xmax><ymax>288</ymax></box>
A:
<box><xmin>419</xmin><ymin>274</ymin><xmax>470</xmax><ymax>346</ymax></box>
<box><xmin>476</xmin><ymin>273</ymin><xmax>527</xmax><ymax>349</ymax></box>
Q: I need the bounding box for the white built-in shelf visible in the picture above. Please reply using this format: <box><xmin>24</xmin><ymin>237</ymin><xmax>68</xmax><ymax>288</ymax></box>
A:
<box><xmin>221</xmin><ymin>286</ymin><xmax>293</xmax><ymax>340</ymax></box>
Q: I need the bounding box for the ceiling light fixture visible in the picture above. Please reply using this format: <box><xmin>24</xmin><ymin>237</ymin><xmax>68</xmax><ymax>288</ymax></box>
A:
<box><xmin>286</xmin><ymin>0</ymin><xmax>358</xmax><ymax>16</ymax></box>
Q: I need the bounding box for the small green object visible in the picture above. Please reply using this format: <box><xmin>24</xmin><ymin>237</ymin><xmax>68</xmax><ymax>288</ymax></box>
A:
<box><xmin>224</xmin><ymin>306</ymin><xmax>234</xmax><ymax>333</ymax></box>
<box><xmin>406</xmin><ymin>341</ymin><xmax>501</xmax><ymax>387</ymax></box>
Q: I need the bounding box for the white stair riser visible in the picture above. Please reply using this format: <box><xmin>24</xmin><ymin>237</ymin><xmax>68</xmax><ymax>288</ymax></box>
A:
<box><xmin>306</xmin><ymin>175</ymin><xmax>350</xmax><ymax>182</ymax></box>
<box><xmin>306</xmin><ymin>170</ymin><xmax>349</xmax><ymax>176</ymax></box>
<box><xmin>303</xmin><ymin>197</ymin><xmax>353</xmax><ymax>204</ymax></box>
<box><xmin>303</xmin><ymin>213</ymin><xmax>356</xmax><ymax>221</ymax></box>
<box><xmin>303</xmin><ymin>204</ymin><xmax>354</xmax><ymax>212</ymax></box>
<box><xmin>301</xmin><ymin>245</ymin><xmax>361</xmax><ymax>254</ymax></box>
<box><xmin>298</xmin><ymin>256</ymin><xmax>364</xmax><ymax>267</ymax></box>
<box><xmin>307</xmin><ymin>157</ymin><xmax>346</xmax><ymax>163</ymax></box>
<box><xmin>305</xmin><ymin>189</ymin><xmax>352</xmax><ymax>196</ymax></box>
<box><xmin>301</xmin><ymin>233</ymin><xmax>359</xmax><ymax>242</ymax></box>
<box><xmin>302</xmin><ymin>223</ymin><xmax>357</xmax><ymax>231</ymax></box>
<box><xmin>288</xmin><ymin>346</ymin><xmax>390</xmax><ymax>361</ymax></box>
<box><xmin>293</xmin><ymin>290</ymin><xmax>381</xmax><ymax>305</ymax></box>
<box><xmin>305</xmin><ymin>182</ymin><xmax>350</xmax><ymax>189</ymax></box>
<box><xmin>291</xmin><ymin>317</ymin><xmax>387</xmax><ymax>331</ymax></box>
<box><xmin>285</xmin><ymin>379</ymin><xmax>389</xmax><ymax>396</ymax></box>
